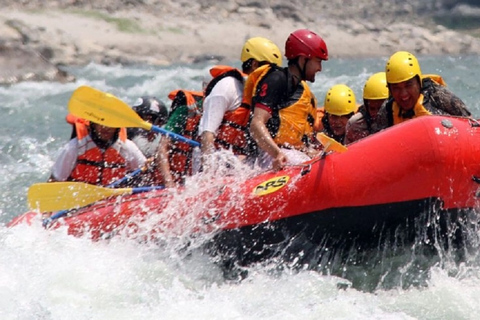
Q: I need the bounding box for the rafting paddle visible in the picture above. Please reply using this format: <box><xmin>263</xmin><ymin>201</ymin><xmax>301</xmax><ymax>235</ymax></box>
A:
<box><xmin>28</xmin><ymin>182</ymin><xmax>164</xmax><ymax>213</ymax></box>
<box><xmin>40</xmin><ymin>166</ymin><xmax>151</xmax><ymax>227</ymax></box>
<box><xmin>316</xmin><ymin>132</ymin><xmax>348</xmax><ymax>156</ymax></box>
<box><xmin>297</xmin><ymin>133</ymin><xmax>347</xmax><ymax>175</ymax></box>
<box><xmin>68</xmin><ymin>85</ymin><xmax>200</xmax><ymax>147</ymax></box>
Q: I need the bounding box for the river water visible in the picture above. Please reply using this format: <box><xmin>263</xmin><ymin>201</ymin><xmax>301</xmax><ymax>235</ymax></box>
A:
<box><xmin>1</xmin><ymin>55</ymin><xmax>480</xmax><ymax>319</ymax></box>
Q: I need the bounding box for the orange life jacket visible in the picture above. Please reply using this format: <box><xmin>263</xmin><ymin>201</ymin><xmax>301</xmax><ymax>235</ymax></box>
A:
<box><xmin>68</xmin><ymin>120</ymin><xmax>128</xmax><ymax>185</ymax></box>
<box><xmin>204</xmin><ymin>65</ymin><xmax>251</xmax><ymax>155</ymax></box>
<box><xmin>241</xmin><ymin>64</ymin><xmax>272</xmax><ymax>110</ymax></box>
<box><xmin>166</xmin><ymin>90</ymin><xmax>203</xmax><ymax>183</ymax></box>
<box><xmin>391</xmin><ymin>94</ymin><xmax>432</xmax><ymax>125</ymax></box>
<box><xmin>422</xmin><ymin>74</ymin><xmax>446</xmax><ymax>86</ymax></box>
<box><xmin>272</xmin><ymin>81</ymin><xmax>317</xmax><ymax>149</ymax></box>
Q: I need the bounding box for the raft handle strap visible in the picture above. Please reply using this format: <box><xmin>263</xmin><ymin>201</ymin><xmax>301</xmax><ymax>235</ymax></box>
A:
<box><xmin>468</xmin><ymin>118</ymin><xmax>480</xmax><ymax>128</ymax></box>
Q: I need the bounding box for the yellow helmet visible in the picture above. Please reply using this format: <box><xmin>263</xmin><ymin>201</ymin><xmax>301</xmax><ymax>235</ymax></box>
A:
<box><xmin>363</xmin><ymin>72</ymin><xmax>389</xmax><ymax>100</ymax></box>
<box><xmin>240</xmin><ymin>37</ymin><xmax>283</xmax><ymax>66</ymax></box>
<box><xmin>385</xmin><ymin>51</ymin><xmax>422</xmax><ymax>84</ymax></box>
<box><xmin>324</xmin><ymin>84</ymin><xmax>357</xmax><ymax>116</ymax></box>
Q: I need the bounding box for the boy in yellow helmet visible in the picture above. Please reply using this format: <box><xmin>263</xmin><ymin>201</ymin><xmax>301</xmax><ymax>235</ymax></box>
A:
<box><xmin>375</xmin><ymin>51</ymin><xmax>471</xmax><ymax>131</ymax></box>
<box><xmin>321</xmin><ymin>84</ymin><xmax>357</xmax><ymax>145</ymax></box>
<box><xmin>345</xmin><ymin>72</ymin><xmax>388</xmax><ymax>144</ymax></box>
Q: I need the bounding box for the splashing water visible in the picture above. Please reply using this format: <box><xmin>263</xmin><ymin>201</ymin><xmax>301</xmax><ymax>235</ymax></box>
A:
<box><xmin>2</xmin><ymin>56</ymin><xmax>480</xmax><ymax>319</ymax></box>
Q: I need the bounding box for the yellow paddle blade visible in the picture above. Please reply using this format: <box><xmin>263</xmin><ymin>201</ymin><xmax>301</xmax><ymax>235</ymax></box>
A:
<box><xmin>316</xmin><ymin>132</ymin><xmax>348</xmax><ymax>153</ymax></box>
<box><xmin>28</xmin><ymin>182</ymin><xmax>133</xmax><ymax>212</ymax></box>
<box><xmin>68</xmin><ymin>86</ymin><xmax>153</xmax><ymax>130</ymax></box>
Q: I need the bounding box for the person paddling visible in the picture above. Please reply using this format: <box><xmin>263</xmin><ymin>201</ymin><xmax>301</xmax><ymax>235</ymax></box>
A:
<box><xmin>49</xmin><ymin>117</ymin><xmax>146</xmax><ymax>186</ymax></box>
<box><xmin>250</xmin><ymin>29</ymin><xmax>328</xmax><ymax>171</ymax></box>
<box><xmin>153</xmin><ymin>89</ymin><xmax>204</xmax><ymax>188</ymax></box>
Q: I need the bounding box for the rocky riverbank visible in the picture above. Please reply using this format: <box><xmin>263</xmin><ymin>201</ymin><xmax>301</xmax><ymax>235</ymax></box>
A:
<box><xmin>1</xmin><ymin>0</ymin><xmax>480</xmax><ymax>84</ymax></box>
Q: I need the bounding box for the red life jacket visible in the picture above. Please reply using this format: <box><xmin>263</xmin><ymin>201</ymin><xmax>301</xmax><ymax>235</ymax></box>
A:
<box><xmin>166</xmin><ymin>90</ymin><xmax>203</xmax><ymax>183</ymax></box>
<box><xmin>67</xmin><ymin>120</ymin><xmax>128</xmax><ymax>185</ymax></box>
<box><xmin>204</xmin><ymin>65</ymin><xmax>250</xmax><ymax>155</ymax></box>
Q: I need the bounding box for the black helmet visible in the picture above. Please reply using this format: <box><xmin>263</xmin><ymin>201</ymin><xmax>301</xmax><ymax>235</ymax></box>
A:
<box><xmin>132</xmin><ymin>96</ymin><xmax>169</xmax><ymax>125</ymax></box>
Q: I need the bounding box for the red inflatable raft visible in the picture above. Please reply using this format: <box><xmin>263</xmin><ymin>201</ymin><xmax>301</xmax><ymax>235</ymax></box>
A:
<box><xmin>9</xmin><ymin>115</ymin><xmax>480</xmax><ymax>268</ymax></box>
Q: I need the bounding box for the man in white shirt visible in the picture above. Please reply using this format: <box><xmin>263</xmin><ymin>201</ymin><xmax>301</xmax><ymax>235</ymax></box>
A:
<box><xmin>50</xmin><ymin>121</ymin><xmax>146</xmax><ymax>186</ymax></box>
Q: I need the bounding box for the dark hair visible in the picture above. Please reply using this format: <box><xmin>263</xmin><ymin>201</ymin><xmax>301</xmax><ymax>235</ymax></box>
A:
<box><xmin>242</xmin><ymin>58</ymin><xmax>254</xmax><ymax>74</ymax></box>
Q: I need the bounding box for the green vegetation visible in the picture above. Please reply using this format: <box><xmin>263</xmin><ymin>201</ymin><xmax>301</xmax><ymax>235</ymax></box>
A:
<box><xmin>434</xmin><ymin>15</ymin><xmax>480</xmax><ymax>38</ymax></box>
<box><xmin>434</xmin><ymin>16</ymin><xmax>480</xmax><ymax>31</ymax></box>
<box><xmin>470</xmin><ymin>29</ymin><xmax>480</xmax><ymax>38</ymax></box>
<box><xmin>163</xmin><ymin>27</ymin><xmax>183</xmax><ymax>34</ymax></box>
<box><xmin>67</xmin><ymin>9</ymin><xmax>145</xmax><ymax>33</ymax></box>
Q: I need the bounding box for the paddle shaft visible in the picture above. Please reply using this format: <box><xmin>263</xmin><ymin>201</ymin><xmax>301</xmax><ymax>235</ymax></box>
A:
<box><xmin>151</xmin><ymin>125</ymin><xmax>200</xmax><ymax>147</ymax></box>
<box><xmin>318</xmin><ymin>141</ymin><xmax>331</xmax><ymax>159</ymax></box>
<box><xmin>108</xmin><ymin>166</ymin><xmax>144</xmax><ymax>188</ymax></box>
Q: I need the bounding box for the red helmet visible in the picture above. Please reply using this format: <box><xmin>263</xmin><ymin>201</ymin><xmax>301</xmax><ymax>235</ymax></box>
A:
<box><xmin>285</xmin><ymin>29</ymin><xmax>328</xmax><ymax>61</ymax></box>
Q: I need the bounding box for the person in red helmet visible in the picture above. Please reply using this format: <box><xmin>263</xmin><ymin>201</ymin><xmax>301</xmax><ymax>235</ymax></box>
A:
<box><xmin>250</xmin><ymin>29</ymin><xmax>328</xmax><ymax>171</ymax></box>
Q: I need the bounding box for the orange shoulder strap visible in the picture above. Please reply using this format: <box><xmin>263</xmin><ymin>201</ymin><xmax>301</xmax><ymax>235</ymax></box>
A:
<box><xmin>66</xmin><ymin>113</ymin><xmax>126</xmax><ymax>141</ymax></box>
<box><xmin>423</xmin><ymin>74</ymin><xmax>446</xmax><ymax>86</ymax></box>
<box><xmin>209</xmin><ymin>65</ymin><xmax>246</xmax><ymax>78</ymax></box>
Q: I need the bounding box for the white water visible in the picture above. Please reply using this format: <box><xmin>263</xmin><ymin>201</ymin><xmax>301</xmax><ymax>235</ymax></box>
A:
<box><xmin>1</xmin><ymin>56</ymin><xmax>480</xmax><ymax>319</ymax></box>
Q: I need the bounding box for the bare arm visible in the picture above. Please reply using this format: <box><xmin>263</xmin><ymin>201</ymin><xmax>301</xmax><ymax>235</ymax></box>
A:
<box><xmin>154</xmin><ymin>137</ymin><xmax>175</xmax><ymax>188</ymax></box>
<box><xmin>250</xmin><ymin>108</ymin><xmax>287</xmax><ymax>170</ymax></box>
<box><xmin>200</xmin><ymin>131</ymin><xmax>216</xmax><ymax>155</ymax></box>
